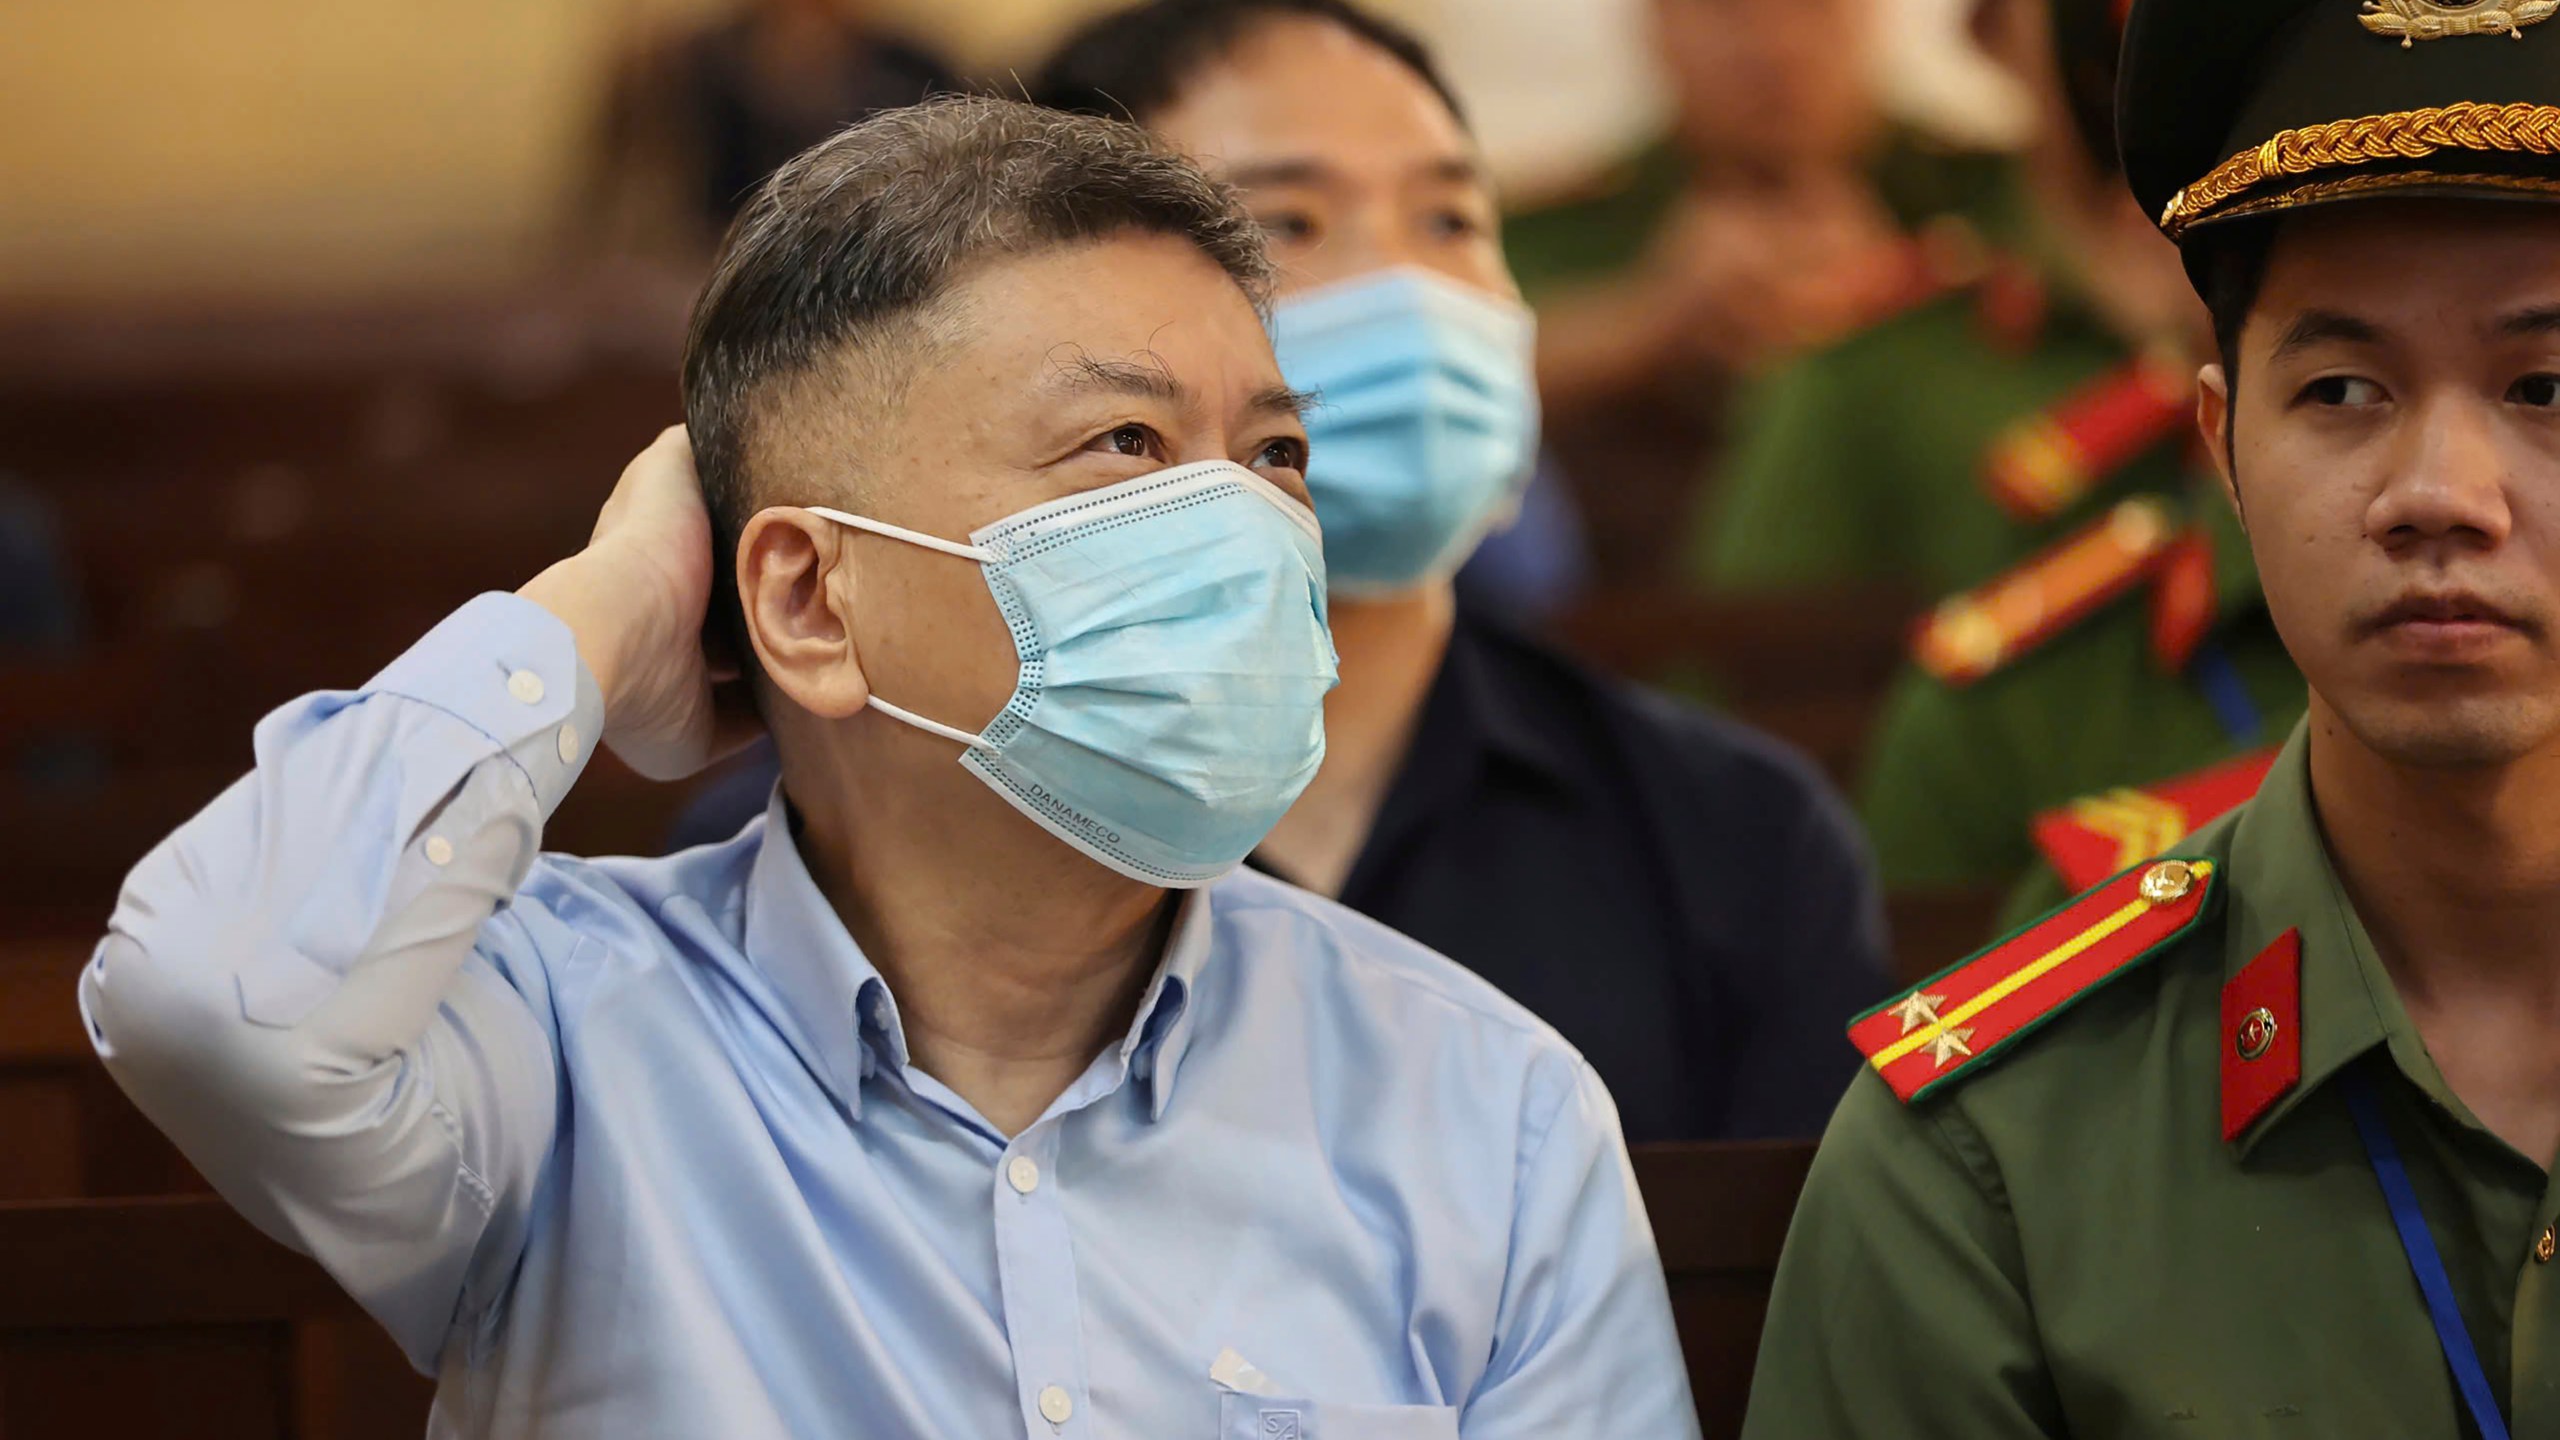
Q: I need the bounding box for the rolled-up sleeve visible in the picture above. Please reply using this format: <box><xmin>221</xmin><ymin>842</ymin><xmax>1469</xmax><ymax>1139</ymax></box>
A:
<box><xmin>1464</xmin><ymin>1057</ymin><xmax>1703</xmax><ymax>1439</ymax></box>
<box><xmin>79</xmin><ymin>591</ymin><xmax>605</xmax><ymax>1370</ymax></box>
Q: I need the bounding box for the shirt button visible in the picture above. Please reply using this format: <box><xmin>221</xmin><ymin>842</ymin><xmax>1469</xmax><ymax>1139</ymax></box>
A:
<box><xmin>1007</xmin><ymin>1156</ymin><xmax>1040</xmax><ymax>1195</ymax></box>
<box><xmin>1037</xmin><ymin>1385</ymin><xmax>1073</xmax><ymax>1424</ymax></box>
<box><xmin>556</xmin><ymin>723</ymin><xmax>580</xmax><ymax>764</ymax></box>
<box><xmin>2537</xmin><ymin>1226</ymin><xmax>2556</xmax><ymax>1264</ymax></box>
<box><xmin>423</xmin><ymin>835</ymin><xmax>455</xmax><ymax>867</ymax></box>
<box><xmin>506</xmin><ymin>669</ymin><xmax>546</xmax><ymax>706</ymax></box>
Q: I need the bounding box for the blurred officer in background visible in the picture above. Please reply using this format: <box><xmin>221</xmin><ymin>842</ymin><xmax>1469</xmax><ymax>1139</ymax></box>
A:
<box><xmin>1509</xmin><ymin>0</ymin><xmax>2009</xmax><ymax>582</ymax></box>
<box><xmin>1698</xmin><ymin>0</ymin><xmax>2306</xmax><ymax>897</ymax></box>
<box><xmin>1746</xmin><ymin>0</ymin><xmax>2560</xmax><ymax>1431</ymax></box>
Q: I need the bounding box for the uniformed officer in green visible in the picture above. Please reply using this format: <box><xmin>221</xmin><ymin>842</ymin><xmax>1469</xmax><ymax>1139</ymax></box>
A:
<box><xmin>1696</xmin><ymin>0</ymin><xmax>2309</xmax><ymax>896</ymax></box>
<box><xmin>1744</xmin><ymin>1</ymin><xmax>2560</xmax><ymax>1433</ymax></box>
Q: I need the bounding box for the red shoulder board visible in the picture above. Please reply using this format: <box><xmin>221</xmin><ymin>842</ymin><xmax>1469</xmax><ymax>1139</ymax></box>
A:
<box><xmin>2030</xmin><ymin>747</ymin><xmax>2281</xmax><ymax>894</ymax></box>
<box><xmin>1911</xmin><ymin>497</ymin><xmax>2177</xmax><ymax>686</ymax></box>
<box><xmin>1850</xmin><ymin>858</ymin><xmax>2219</xmax><ymax>1102</ymax></box>
<box><xmin>1982</xmin><ymin>355</ymin><xmax>2190</xmax><ymax>523</ymax></box>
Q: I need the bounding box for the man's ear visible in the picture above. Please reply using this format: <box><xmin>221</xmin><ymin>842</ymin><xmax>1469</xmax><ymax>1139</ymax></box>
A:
<box><xmin>2197</xmin><ymin>362</ymin><xmax>2245</xmax><ymax>527</ymax></box>
<box><xmin>739</xmin><ymin>507</ymin><xmax>872</xmax><ymax>720</ymax></box>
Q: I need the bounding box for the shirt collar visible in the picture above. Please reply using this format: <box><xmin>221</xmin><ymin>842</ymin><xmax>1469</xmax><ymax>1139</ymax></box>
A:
<box><xmin>739</xmin><ymin>784</ymin><xmax>1214</xmax><ymax>1125</ymax></box>
<box><xmin>2222</xmin><ymin>723</ymin><xmax>2444</xmax><ymax>1156</ymax></box>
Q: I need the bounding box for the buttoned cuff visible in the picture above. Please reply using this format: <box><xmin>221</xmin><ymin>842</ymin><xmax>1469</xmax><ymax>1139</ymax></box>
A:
<box><xmin>366</xmin><ymin>591</ymin><xmax>606</xmax><ymax>818</ymax></box>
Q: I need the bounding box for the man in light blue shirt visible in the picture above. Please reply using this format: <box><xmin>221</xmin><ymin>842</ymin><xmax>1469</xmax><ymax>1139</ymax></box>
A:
<box><xmin>78</xmin><ymin>97</ymin><xmax>1696</xmax><ymax>1439</ymax></box>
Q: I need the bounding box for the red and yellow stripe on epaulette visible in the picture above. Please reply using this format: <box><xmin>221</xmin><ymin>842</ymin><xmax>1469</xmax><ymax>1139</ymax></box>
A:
<box><xmin>1850</xmin><ymin>858</ymin><xmax>2218</xmax><ymax>1102</ymax></box>
<box><xmin>1983</xmin><ymin>355</ymin><xmax>2192</xmax><ymax>522</ymax></box>
<box><xmin>2031</xmin><ymin>747</ymin><xmax>2280</xmax><ymax>893</ymax></box>
<box><xmin>1912</xmin><ymin>497</ymin><xmax>2177</xmax><ymax>686</ymax></box>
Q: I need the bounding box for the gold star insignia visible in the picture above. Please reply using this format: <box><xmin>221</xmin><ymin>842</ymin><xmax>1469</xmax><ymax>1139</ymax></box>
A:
<box><xmin>1926</xmin><ymin>1027</ymin><xmax>1977</xmax><ymax>1069</ymax></box>
<box><xmin>1890</xmin><ymin>992</ymin><xmax>1948</xmax><ymax>1035</ymax></box>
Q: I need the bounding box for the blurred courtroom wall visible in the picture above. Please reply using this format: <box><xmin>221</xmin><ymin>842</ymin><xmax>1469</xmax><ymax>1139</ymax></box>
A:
<box><xmin>0</xmin><ymin>0</ymin><xmax>1428</xmax><ymax>306</ymax></box>
<box><xmin>3</xmin><ymin>0</ymin><xmax>620</xmax><ymax>303</ymax></box>
<box><xmin>0</xmin><ymin>0</ymin><xmax>2013</xmax><ymax>307</ymax></box>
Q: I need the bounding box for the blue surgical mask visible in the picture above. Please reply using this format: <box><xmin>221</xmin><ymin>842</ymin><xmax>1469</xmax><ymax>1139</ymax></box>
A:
<box><xmin>1270</xmin><ymin>266</ymin><xmax>1540</xmax><ymax>594</ymax></box>
<box><xmin>807</xmin><ymin>460</ymin><xmax>1339</xmax><ymax>888</ymax></box>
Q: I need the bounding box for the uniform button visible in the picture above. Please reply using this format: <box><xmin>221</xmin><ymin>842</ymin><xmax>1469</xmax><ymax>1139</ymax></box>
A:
<box><xmin>506</xmin><ymin>669</ymin><xmax>546</xmax><ymax>705</ymax></box>
<box><xmin>423</xmin><ymin>835</ymin><xmax>455</xmax><ymax>867</ymax></box>
<box><xmin>2537</xmin><ymin>1226</ymin><xmax>2556</xmax><ymax>1264</ymax></box>
<box><xmin>2140</xmin><ymin>860</ymin><xmax>2197</xmax><ymax>904</ymax></box>
<box><xmin>556</xmin><ymin>723</ymin><xmax>580</xmax><ymax>764</ymax></box>
<box><xmin>1037</xmin><ymin>1385</ymin><xmax>1073</xmax><ymax>1424</ymax></box>
<box><xmin>1007</xmin><ymin>1156</ymin><xmax>1041</xmax><ymax>1195</ymax></box>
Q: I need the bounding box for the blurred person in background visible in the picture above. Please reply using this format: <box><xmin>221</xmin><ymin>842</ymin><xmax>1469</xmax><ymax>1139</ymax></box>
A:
<box><xmin>81</xmin><ymin>98</ymin><xmax>1696</xmax><ymax>1437</ymax></box>
<box><xmin>1695</xmin><ymin>0</ymin><xmax>2305</xmax><ymax>900</ymax></box>
<box><xmin>578</xmin><ymin>0</ymin><xmax>956</xmax><ymax>254</ymax></box>
<box><xmin>680</xmin><ymin>0</ymin><xmax>1892</xmax><ymax>1144</ymax></box>
<box><xmin>1042</xmin><ymin>0</ymin><xmax>1891</xmax><ymax>1143</ymax></box>
<box><xmin>1506</xmin><ymin>0</ymin><xmax>2007</xmax><ymax>582</ymax></box>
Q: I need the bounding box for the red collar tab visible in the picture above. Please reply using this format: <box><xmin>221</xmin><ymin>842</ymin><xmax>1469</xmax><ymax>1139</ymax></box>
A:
<box><xmin>2222</xmin><ymin>928</ymin><xmax>2303</xmax><ymax>1143</ymax></box>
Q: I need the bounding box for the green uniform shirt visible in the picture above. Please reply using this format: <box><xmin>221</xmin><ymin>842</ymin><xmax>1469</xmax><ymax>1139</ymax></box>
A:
<box><xmin>1500</xmin><ymin>132</ymin><xmax>2015</xmax><ymax>306</ymax></box>
<box><xmin>1696</xmin><ymin>281</ymin><xmax>2184</xmax><ymax>597</ymax></box>
<box><xmin>1859</xmin><ymin>494</ymin><xmax>2307</xmax><ymax>893</ymax></box>
<box><xmin>1744</xmin><ymin>724</ymin><xmax>2560</xmax><ymax>1437</ymax></box>
<box><xmin>1692</xmin><ymin>260</ymin><xmax>2307</xmax><ymax>894</ymax></box>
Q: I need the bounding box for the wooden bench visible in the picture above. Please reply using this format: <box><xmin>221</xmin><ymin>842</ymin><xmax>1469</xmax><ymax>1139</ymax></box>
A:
<box><xmin>0</xmin><ymin>937</ymin><xmax>199</xmax><ymax>1200</ymax></box>
<box><xmin>1635</xmin><ymin>1141</ymin><xmax>1815</xmax><ymax>1439</ymax></box>
<box><xmin>1886</xmin><ymin>889</ymin><xmax>2006</xmax><ymax>985</ymax></box>
<box><xmin>0</xmin><ymin>1144</ymin><xmax>1815</xmax><ymax>1439</ymax></box>
<box><xmin>0</xmin><ymin>1196</ymin><xmax>434</xmax><ymax>1439</ymax></box>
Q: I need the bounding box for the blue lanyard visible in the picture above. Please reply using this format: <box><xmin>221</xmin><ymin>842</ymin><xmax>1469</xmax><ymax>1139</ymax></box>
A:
<box><xmin>2187</xmin><ymin>639</ymin><xmax>2265</xmax><ymax>746</ymax></box>
<box><xmin>2342</xmin><ymin>1069</ymin><xmax>2512</xmax><ymax>1440</ymax></box>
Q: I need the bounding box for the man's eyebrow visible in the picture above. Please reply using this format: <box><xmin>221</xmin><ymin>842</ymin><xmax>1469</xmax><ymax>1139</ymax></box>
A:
<box><xmin>1225</xmin><ymin>155</ymin><xmax>1484</xmax><ymax>190</ymax></box>
<box><xmin>1249</xmin><ymin>383</ymin><xmax>1319</xmax><ymax>421</ymax></box>
<box><xmin>1043</xmin><ymin>353</ymin><xmax>1184</xmax><ymax>404</ymax></box>
<box><xmin>2271</xmin><ymin>309</ymin><xmax>2384</xmax><ymax>362</ymax></box>
<box><xmin>1417</xmin><ymin>155</ymin><xmax>1482</xmax><ymax>186</ymax></box>
<box><xmin>2496</xmin><ymin>304</ymin><xmax>2560</xmax><ymax>339</ymax></box>
<box><xmin>1224</xmin><ymin>158</ymin><xmax>1334</xmax><ymax>190</ymax></box>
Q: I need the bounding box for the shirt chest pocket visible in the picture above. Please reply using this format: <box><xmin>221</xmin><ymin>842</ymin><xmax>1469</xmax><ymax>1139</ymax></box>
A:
<box><xmin>1218</xmin><ymin>1393</ymin><xmax>1459</xmax><ymax>1440</ymax></box>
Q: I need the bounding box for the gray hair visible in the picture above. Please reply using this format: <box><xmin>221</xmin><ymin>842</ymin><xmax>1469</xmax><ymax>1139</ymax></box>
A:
<box><xmin>681</xmin><ymin>94</ymin><xmax>1275</xmax><ymax>640</ymax></box>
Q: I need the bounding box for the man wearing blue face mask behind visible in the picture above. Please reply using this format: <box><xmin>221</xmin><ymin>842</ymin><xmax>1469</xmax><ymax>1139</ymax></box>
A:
<box><xmin>79</xmin><ymin>98</ymin><xmax>1696</xmax><ymax>1437</ymax></box>
<box><xmin>1022</xmin><ymin>0</ymin><xmax>1895</xmax><ymax>1143</ymax></box>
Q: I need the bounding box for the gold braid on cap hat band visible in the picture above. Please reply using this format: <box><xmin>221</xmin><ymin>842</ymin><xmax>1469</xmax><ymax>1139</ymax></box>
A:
<box><xmin>2160</xmin><ymin>100</ymin><xmax>2560</xmax><ymax>237</ymax></box>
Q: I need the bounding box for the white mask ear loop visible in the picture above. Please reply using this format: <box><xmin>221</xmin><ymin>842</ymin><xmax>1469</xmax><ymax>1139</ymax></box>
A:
<box><xmin>800</xmin><ymin>505</ymin><xmax>1003</xmax><ymax>753</ymax></box>
<box><xmin>803</xmin><ymin>505</ymin><xmax>996</xmax><ymax>563</ymax></box>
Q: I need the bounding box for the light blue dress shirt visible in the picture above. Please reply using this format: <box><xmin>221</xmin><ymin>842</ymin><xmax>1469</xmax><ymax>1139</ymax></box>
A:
<box><xmin>80</xmin><ymin>594</ymin><xmax>1699</xmax><ymax>1440</ymax></box>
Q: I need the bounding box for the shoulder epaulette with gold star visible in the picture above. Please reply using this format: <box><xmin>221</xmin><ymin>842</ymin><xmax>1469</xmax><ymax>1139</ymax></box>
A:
<box><xmin>1849</xmin><ymin>858</ymin><xmax>2219</xmax><ymax>1102</ymax></box>
<box><xmin>1911</xmin><ymin>496</ymin><xmax>2177</xmax><ymax>686</ymax></box>
<box><xmin>2030</xmin><ymin>747</ymin><xmax>2280</xmax><ymax>894</ymax></box>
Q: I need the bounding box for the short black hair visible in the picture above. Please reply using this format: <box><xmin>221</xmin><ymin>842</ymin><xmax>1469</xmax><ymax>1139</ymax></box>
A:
<box><xmin>683</xmin><ymin>94</ymin><xmax>1271</xmax><ymax>655</ymax></box>
<box><xmin>2196</xmin><ymin>221</ymin><xmax>2280</xmax><ymax>454</ymax></box>
<box><xmin>1030</xmin><ymin>0</ymin><xmax>1467</xmax><ymax>130</ymax></box>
